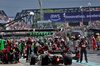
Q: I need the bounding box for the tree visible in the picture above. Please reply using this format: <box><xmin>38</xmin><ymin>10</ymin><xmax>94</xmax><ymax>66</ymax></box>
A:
<box><xmin>32</xmin><ymin>10</ymin><xmax>60</xmax><ymax>28</ymax></box>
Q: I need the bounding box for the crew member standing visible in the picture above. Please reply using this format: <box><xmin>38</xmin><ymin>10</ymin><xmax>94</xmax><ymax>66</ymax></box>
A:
<box><xmin>26</xmin><ymin>38</ymin><xmax>32</xmax><ymax>61</ymax></box>
<box><xmin>79</xmin><ymin>37</ymin><xmax>88</xmax><ymax>63</ymax></box>
<box><xmin>90</xmin><ymin>35</ymin><xmax>97</xmax><ymax>50</ymax></box>
<box><xmin>96</xmin><ymin>35</ymin><xmax>100</xmax><ymax>50</ymax></box>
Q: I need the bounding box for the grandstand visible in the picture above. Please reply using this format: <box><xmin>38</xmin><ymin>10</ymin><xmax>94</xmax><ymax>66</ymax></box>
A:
<box><xmin>0</xmin><ymin>10</ymin><xmax>8</xmax><ymax>30</ymax></box>
<box><xmin>0</xmin><ymin>10</ymin><xmax>32</xmax><ymax>31</ymax></box>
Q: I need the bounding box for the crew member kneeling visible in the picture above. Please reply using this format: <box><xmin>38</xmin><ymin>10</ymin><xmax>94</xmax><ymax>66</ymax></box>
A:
<box><xmin>72</xmin><ymin>46</ymin><xmax>80</xmax><ymax>62</ymax></box>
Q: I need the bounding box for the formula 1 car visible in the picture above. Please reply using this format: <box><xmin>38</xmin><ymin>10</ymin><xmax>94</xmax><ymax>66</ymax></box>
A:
<box><xmin>30</xmin><ymin>50</ymin><xmax>72</xmax><ymax>65</ymax></box>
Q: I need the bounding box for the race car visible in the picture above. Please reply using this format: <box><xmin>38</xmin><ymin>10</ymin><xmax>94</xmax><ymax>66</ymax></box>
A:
<box><xmin>30</xmin><ymin>50</ymin><xmax>72</xmax><ymax>65</ymax></box>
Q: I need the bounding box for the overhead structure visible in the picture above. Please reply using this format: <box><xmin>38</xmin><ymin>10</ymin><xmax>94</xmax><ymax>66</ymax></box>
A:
<box><xmin>0</xmin><ymin>10</ymin><xmax>7</xmax><ymax>17</ymax></box>
<box><xmin>5</xmin><ymin>12</ymin><xmax>34</xmax><ymax>27</ymax></box>
<box><xmin>14</xmin><ymin>11</ymin><xmax>35</xmax><ymax>26</ymax></box>
<box><xmin>0</xmin><ymin>28</ymin><xmax>61</xmax><ymax>37</ymax></box>
<box><xmin>0</xmin><ymin>28</ymin><xmax>61</xmax><ymax>32</ymax></box>
<box><xmin>0</xmin><ymin>11</ymin><xmax>35</xmax><ymax>31</ymax></box>
<box><xmin>14</xmin><ymin>6</ymin><xmax>100</xmax><ymax>25</ymax></box>
<box><xmin>0</xmin><ymin>32</ymin><xmax>53</xmax><ymax>37</ymax></box>
<box><xmin>38</xmin><ymin>0</ymin><xmax>44</xmax><ymax>21</ymax></box>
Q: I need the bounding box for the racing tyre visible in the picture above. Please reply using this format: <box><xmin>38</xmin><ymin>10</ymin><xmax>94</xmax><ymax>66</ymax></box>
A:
<box><xmin>64</xmin><ymin>55</ymin><xmax>72</xmax><ymax>65</ymax></box>
<box><xmin>41</xmin><ymin>54</ymin><xmax>49</xmax><ymax>65</ymax></box>
<box><xmin>30</xmin><ymin>56</ymin><xmax>35</xmax><ymax>65</ymax></box>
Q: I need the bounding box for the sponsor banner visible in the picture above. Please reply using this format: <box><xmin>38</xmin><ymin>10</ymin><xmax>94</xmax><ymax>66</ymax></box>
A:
<box><xmin>44</xmin><ymin>11</ymin><xmax>100</xmax><ymax>22</ymax></box>
<box><xmin>44</xmin><ymin>13</ymin><xmax>64</xmax><ymax>22</ymax></box>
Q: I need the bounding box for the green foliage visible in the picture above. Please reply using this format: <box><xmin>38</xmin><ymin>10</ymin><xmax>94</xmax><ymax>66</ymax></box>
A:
<box><xmin>33</xmin><ymin>14</ymin><xmax>41</xmax><ymax>23</ymax></box>
<box><xmin>43</xmin><ymin>9</ymin><xmax>60</xmax><ymax>13</ymax></box>
<box><xmin>32</xmin><ymin>9</ymin><xmax>60</xmax><ymax>28</ymax></box>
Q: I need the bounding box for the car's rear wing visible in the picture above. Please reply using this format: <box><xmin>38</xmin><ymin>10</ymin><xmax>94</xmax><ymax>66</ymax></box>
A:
<box><xmin>48</xmin><ymin>50</ymin><xmax>64</xmax><ymax>54</ymax></box>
